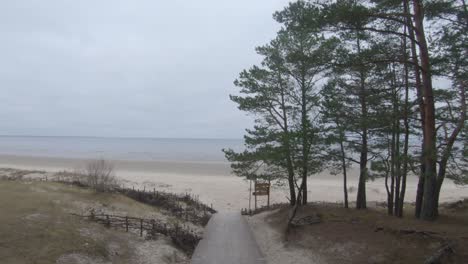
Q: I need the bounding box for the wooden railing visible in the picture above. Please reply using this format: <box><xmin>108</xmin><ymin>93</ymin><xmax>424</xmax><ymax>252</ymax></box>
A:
<box><xmin>114</xmin><ymin>187</ymin><xmax>215</xmax><ymax>226</ymax></box>
<box><xmin>72</xmin><ymin>212</ymin><xmax>201</xmax><ymax>255</ymax></box>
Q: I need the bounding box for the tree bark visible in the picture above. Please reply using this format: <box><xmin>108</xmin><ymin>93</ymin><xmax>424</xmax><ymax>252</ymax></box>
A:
<box><xmin>280</xmin><ymin>85</ymin><xmax>297</xmax><ymax>206</ymax></box>
<box><xmin>356</xmin><ymin>34</ymin><xmax>367</xmax><ymax>209</ymax></box>
<box><xmin>402</xmin><ymin>0</ymin><xmax>426</xmax><ymax>218</ymax></box>
<box><xmin>398</xmin><ymin>28</ymin><xmax>411</xmax><ymax>217</ymax></box>
<box><xmin>286</xmin><ymin>155</ymin><xmax>297</xmax><ymax>206</ymax></box>
<box><xmin>300</xmin><ymin>73</ymin><xmax>309</xmax><ymax>205</ymax></box>
<box><xmin>339</xmin><ymin>135</ymin><xmax>349</xmax><ymax>208</ymax></box>
<box><xmin>412</xmin><ymin>0</ymin><xmax>438</xmax><ymax>221</ymax></box>
<box><xmin>394</xmin><ymin>123</ymin><xmax>401</xmax><ymax>216</ymax></box>
<box><xmin>389</xmin><ymin>113</ymin><xmax>396</xmax><ymax>215</ymax></box>
<box><xmin>393</xmin><ymin>69</ymin><xmax>401</xmax><ymax>216</ymax></box>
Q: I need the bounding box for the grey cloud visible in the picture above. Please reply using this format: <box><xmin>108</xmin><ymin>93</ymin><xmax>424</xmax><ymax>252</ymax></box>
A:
<box><xmin>0</xmin><ymin>0</ymin><xmax>290</xmax><ymax>138</ymax></box>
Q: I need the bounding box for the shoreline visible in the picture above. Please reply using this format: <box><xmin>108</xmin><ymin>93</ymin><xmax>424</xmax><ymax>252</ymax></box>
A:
<box><xmin>0</xmin><ymin>154</ymin><xmax>232</xmax><ymax>176</ymax></box>
<box><xmin>1</xmin><ymin>154</ymin><xmax>466</xmax><ymax>211</ymax></box>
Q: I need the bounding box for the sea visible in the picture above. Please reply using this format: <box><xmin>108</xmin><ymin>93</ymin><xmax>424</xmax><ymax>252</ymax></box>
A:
<box><xmin>0</xmin><ymin>136</ymin><xmax>244</xmax><ymax>162</ymax></box>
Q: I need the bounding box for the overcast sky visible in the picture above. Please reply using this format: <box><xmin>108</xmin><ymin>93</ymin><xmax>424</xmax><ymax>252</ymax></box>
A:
<box><xmin>0</xmin><ymin>0</ymin><xmax>290</xmax><ymax>139</ymax></box>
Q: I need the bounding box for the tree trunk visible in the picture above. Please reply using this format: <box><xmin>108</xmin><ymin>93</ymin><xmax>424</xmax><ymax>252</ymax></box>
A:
<box><xmin>398</xmin><ymin>29</ymin><xmax>410</xmax><ymax>217</ymax></box>
<box><xmin>394</xmin><ymin>127</ymin><xmax>401</xmax><ymax>216</ymax></box>
<box><xmin>393</xmin><ymin>71</ymin><xmax>401</xmax><ymax>216</ymax></box>
<box><xmin>412</xmin><ymin>0</ymin><xmax>438</xmax><ymax>221</ymax></box>
<box><xmin>403</xmin><ymin>0</ymin><xmax>426</xmax><ymax>218</ymax></box>
<box><xmin>356</xmin><ymin>155</ymin><xmax>367</xmax><ymax>209</ymax></box>
<box><xmin>283</xmin><ymin>116</ymin><xmax>297</xmax><ymax>206</ymax></box>
<box><xmin>385</xmin><ymin>161</ymin><xmax>391</xmax><ymax>213</ymax></box>
<box><xmin>285</xmin><ymin>143</ymin><xmax>297</xmax><ymax>206</ymax></box>
<box><xmin>389</xmin><ymin>116</ymin><xmax>396</xmax><ymax>215</ymax></box>
<box><xmin>280</xmin><ymin>79</ymin><xmax>297</xmax><ymax>206</ymax></box>
<box><xmin>302</xmin><ymin>174</ymin><xmax>307</xmax><ymax>205</ymax></box>
<box><xmin>301</xmin><ymin>74</ymin><xmax>309</xmax><ymax>205</ymax></box>
<box><xmin>356</xmin><ymin>34</ymin><xmax>367</xmax><ymax>210</ymax></box>
<box><xmin>415</xmin><ymin>175</ymin><xmax>425</xmax><ymax>218</ymax></box>
<box><xmin>339</xmin><ymin>136</ymin><xmax>349</xmax><ymax>208</ymax></box>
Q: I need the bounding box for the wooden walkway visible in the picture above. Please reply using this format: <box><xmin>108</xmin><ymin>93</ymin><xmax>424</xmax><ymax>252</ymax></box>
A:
<box><xmin>191</xmin><ymin>212</ymin><xmax>266</xmax><ymax>264</ymax></box>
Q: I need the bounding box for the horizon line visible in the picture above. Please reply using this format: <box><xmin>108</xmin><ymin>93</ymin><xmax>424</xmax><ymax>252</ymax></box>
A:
<box><xmin>0</xmin><ymin>134</ymin><xmax>243</xmax><ymax>141</ymax></box>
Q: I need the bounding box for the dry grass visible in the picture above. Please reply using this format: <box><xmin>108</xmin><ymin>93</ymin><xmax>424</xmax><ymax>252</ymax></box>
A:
<box><xmin>0</xmin><ymin>181</ymin><xmax>109</xmax><ymax>263</ymax></box>
<box><xmin>0</xmin><ymin>180</ymin><xmax>188</xmax><ymax>264</ymax></box>
<box><xmin>252</xmin><ymin>201</ymin><xmax>468</xmax><ymax>264</ymax></box>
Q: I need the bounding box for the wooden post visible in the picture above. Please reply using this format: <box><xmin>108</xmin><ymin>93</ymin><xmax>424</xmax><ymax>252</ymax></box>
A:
<box><xmin>267</xmin><ymin>179</ymin><xmax>271</xmax><ymax>208</ymax></box>
<box><xmin>125</xmin><ymin>216</ymin><xmax>129</xmax><ymax>232</ymax></box>
<box><xmin>249</xmin><ymin>179</ymin><xmax>252</xmax><ymax>214</ymax></box>
<box><xmin>255</xmin><ymin>193</ymin><xmax>257</xmax><ymax>211</ymax></box>
<box><xmin>254</xmin><ymin>180</ymin><xmax>258</xmax><ymax>211</ymax></box>
<box><xmin>140</xmin><ymin>219</ymin><xmax>143</xmax><ymax>237</ymax></box>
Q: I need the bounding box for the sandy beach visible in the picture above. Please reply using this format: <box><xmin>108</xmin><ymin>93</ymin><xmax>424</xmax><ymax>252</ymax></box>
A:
<box><xmin>1</xmin><ymin>154</ymin><xmax>466</xmax><ymax>211</ymax></box>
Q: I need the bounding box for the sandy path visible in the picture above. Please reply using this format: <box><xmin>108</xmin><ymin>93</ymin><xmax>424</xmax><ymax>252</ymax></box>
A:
<box><xmin>191</xmin><ymin>212</ymin><xmax>265</xmax><ymax>264</ymax></box>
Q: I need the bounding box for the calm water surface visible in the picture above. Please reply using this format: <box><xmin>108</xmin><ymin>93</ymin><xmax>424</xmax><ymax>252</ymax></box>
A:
<box><xmin>0</xmin><ymin>136</ymin><xmax>244</xmax><ymax>162</ymax></box>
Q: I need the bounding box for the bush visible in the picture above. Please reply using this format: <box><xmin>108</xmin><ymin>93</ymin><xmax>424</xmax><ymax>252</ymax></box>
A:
<box><xmin>84</xmin><ymin>159</ymin><xmax>118</xmax><ymax>192</ymax></box>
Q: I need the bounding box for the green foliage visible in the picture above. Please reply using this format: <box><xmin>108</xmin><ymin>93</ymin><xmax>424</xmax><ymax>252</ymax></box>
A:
<box><xmin>226</xmin><ymin>0</ymin><xmax>467</xmax><ymax>211</ymax></box>
<box><xmin>225</xmin><ymin>1</ymin><xmax>340</xmax><ymax>203</ymax></box>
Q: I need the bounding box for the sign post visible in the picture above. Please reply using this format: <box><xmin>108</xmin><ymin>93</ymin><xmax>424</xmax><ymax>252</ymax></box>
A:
<box><xmin>248</xmin><ymin>179</ymin><xmax>252</xmax><ymax>214</ymax></box>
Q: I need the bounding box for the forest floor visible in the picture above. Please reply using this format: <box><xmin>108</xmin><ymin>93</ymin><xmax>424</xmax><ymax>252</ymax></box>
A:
<box><xmin>246</xmin><ymin>200</ymin><xmax>468</xmax><ymax>264</ymax></box>
<box><xmin>0</xmin><ymin>179</ymin><xmax>196</xmax><ymax>264</ymax></box>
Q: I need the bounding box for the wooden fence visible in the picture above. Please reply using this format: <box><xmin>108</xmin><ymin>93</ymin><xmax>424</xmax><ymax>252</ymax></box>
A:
<box><xmin>115</xmin><ymin>187</ymin><xmax>215</xmax><ymax>226</ymax></box>
<box><xmin>72</xmin><ymin>212</ymin><xmax>201</xmax><ymax>255</ymax></box>
<box><xmin>52</xmin><ymin>177</ymin><xmax>216</xmax><ymax>226</ymax></box>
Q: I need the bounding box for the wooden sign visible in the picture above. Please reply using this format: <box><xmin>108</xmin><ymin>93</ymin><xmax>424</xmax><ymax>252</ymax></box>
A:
<box><xmin>252</xmin><ymin>181</ymin><xmax>271</xmax><ymax>211</ymax></box>
<box><xmin>253</xmin><ymin>182</ymin><xmax>270</xmax><ymax>196</ymax></box>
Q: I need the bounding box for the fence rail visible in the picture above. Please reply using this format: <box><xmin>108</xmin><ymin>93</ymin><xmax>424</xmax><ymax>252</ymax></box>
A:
<box><xmin>72</xmin><ymin>212</ymin><xmax>201</xmax><ymax>255</ymax></box>
<box><xmin>51</xmin><ymin>177</ymin><xmax>216</xmax><ymax>226</ymax></box>
<box><xmin>114</xmin><ymin>187</ymin><xmax>215</xmax><ymax>226</ymax></box>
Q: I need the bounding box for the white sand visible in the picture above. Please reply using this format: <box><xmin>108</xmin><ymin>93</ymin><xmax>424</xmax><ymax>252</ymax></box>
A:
<box><xmin>0</xmin><ymin>154</ymin><xmax>466</xmax><ymax>211</ymax></box>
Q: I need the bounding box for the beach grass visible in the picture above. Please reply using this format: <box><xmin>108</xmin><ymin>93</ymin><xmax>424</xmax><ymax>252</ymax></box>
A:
<box><xmin>0</xmin><ymin>180</ymin><xmax>189</xmax><ymax>264</ymax></box>
<box><xmin>0</xmin><ymin>181</ymin><xmax>111</xmax><ymax>263</ymax></box>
